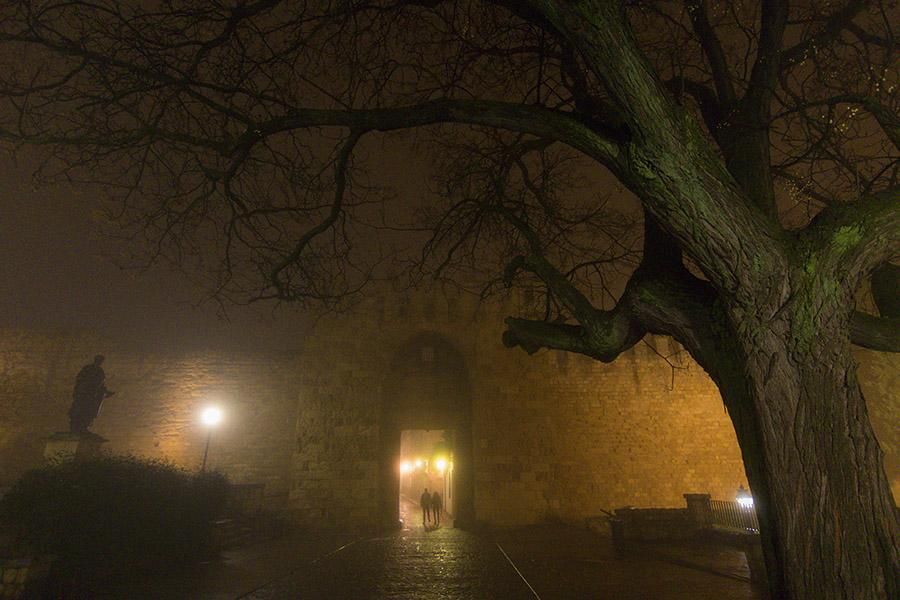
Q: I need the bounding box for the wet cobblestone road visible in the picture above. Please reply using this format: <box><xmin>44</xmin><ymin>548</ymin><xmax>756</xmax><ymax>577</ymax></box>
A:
<box><xmin>246</xmin><ymin>498</ymin><xmax>536</xmax><ymax>599</ymax></box>
<box><xmin>249</xmin><ymin>529</ymin><xmax>535</xmax><ymax>599</ymax></box>
<box><xmin>244</xmin><ymin>498</ymin><xmax>761</xmax><ymax>600</ymax></box>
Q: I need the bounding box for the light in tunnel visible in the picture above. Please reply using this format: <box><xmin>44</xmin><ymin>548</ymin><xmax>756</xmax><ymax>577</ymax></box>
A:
<box><xmin>435</xmin><ymin>457</ymin><xmax>448</xmax><ymax>472</ymax></box>
<box><xmin>399</xmin><ymin>460</ymin><xmax>413</xmax><ymax>474</ymax></box>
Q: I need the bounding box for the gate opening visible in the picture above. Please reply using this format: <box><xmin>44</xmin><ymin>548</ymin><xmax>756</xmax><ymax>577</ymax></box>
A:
<box><xmin>379</xmin><ymin>333</ymin><xmax>473</xmax><ymax>529</ymax></box>
<box><xmin>398</xmin><ymin>429</ymin><xmax>455</xmax><ymax>527</ymax></box>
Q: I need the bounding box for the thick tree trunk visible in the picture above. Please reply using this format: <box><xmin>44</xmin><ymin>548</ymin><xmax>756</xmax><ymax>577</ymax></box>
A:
<box><xmin>705</xmin><ymin>356</ymin><xmax>788</xmax><ymax>598</ymax></box>
<box><xmin>730</xmin><ymin>310</ymin><xmax>899</xmax><ymax>599</ymax></box>
<box><xmin>609</xmin><ymin>251</ymin><xmax>899</xmax><ymax>598</ymax></box>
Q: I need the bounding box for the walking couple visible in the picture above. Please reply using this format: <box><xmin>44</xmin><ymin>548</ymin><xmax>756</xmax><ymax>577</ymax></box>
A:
<box><xmin>420</xmin><ymin>488</ymin><xmax>443</xmax><ymax>527</ymax></box>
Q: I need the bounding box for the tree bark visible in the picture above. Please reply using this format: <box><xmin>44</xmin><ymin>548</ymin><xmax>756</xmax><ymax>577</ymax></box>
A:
<box><xmin>505</xmin><ymin>254</ymin><xmax>900</xmax><ymax>599</ymax></box>
<box><xmin>691</xmin><ymin>341</ymin><xmax>788</xmax><ymax>598</ymax></box>
<box><xmin>730</xmin><ymin>302</ymin><xmax>900</xmax><ymax>599</ymax></box>
<box><xmin>503</xmin><ymin>224</ymin><xmax>900</xmax><ymax>598</ymax></box>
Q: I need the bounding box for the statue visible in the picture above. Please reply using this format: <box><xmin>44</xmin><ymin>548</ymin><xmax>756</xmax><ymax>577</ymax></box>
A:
<box><xmin>68</xmin><ymin>354</ymin><xmax>115</xmax><ymax>433</ymax></box>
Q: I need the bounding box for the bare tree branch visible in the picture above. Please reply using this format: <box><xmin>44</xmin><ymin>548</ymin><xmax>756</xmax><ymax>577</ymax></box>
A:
<box><xmin>266</xmin><ymin>130</ymin><xmax>363</xmax><ymax>300</ymax></box>
<box><xmin>781</xmin><ymin>0</ymin><xmax>872</xmax><ymax>68</ymax></box>
<box><xmin>248</xmin><ymin>99</ymin><xmax>623</xmax><ymax>160</ymax></box>
<box><xmin>685</xmin><ymin>0</ymin><xmax>737</xmax><ymax>106</ymax></box>
<box><xmin>850</xmin><ymin>311</ymin><xmax>900</xmax><ymax>351</ymax></box>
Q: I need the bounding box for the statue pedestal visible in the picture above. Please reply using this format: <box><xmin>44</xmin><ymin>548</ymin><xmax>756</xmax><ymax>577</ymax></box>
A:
<box><xmin>43</xmin><ymin>432</ymin><xmax>108</xmax><ymax>463</ymax></box>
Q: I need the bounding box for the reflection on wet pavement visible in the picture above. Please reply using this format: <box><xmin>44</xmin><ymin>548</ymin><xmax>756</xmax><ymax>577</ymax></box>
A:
<box><xmin>246</xmin><ymin>497</ymin><xmax>762</xmax><ymax>600</ymax></box>
<box><xmin>247</xmin><ymin>497</ymin><xmax>533</xmax><ymax>599</ymax></box>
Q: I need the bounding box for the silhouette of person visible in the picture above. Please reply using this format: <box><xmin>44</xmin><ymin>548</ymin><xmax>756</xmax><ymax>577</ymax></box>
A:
<box><xmin>68</xmin><ymin>355</ymin><xmax>115</xmax><ymax>433</ymax></box>
<box><xmin>419</xmin><ymin>487</ymin><xmax>432</xmax><ymax>526</ymax></box>
<box><xmin>431</xmin><ymin>490</ymin><xmax>443</xmax><ymax>526</ymax></box>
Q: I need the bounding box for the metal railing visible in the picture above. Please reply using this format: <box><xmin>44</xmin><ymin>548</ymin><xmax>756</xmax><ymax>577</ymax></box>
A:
<box><xmin>709</xmin><ymin>499</ymin><xmax>759</xmax><ymax>533</ymax></box>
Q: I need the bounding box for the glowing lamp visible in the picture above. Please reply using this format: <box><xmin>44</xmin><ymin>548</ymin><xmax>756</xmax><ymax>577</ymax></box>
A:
<box><xmin>400</xmin><ymin>461</ymin><xmax>413</xmax><ymax>474</ymax></box>
<box><xmin>435</xmin><ymin>458</ymin><xmax>448</xmax><ymax>472</ymax></box>
<box><xmin>201</xmin><ymin>406</ymin><xmax>223</xmax><ymax>427</ymax></box>
<box><xmin>199</xmin><ymin>405</ymin><xmax>224</xmax><ymax>471</ymax></box>
<box><xmin>736</xmin><ymin>485</ymin><xmax>754</xmax><ymax>508</ymax></box>
<box><xmin>414</xmin><ymin>458</ymin><xmax>424</xmax><ymax>469</ymax></box>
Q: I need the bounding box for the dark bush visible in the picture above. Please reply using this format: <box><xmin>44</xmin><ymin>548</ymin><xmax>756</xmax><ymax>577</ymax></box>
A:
<box><xmin>0</xmin><ymin>455</ymin><xmax>228</xmax><ymax>586</ymax></box>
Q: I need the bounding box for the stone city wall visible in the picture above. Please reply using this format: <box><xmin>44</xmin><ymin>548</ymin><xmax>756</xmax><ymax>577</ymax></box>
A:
<box><xmin>854</xmin><ymin>347</ymin><xmax>900</xmax><ymax>501</ymax></box>
<box><xmin>297</xmin><ymin>291</ymin><xmax>753</xmax><ymax>527</ymax></box>
<box><xmin>0</xmin><ymin>291</ymin><xmax>897</xmax><ymax>528</ymax></box>
<box><xmin>0</xmin><ymin>329</ymin><xmax>299</xmax><ymax>503</ymax></box>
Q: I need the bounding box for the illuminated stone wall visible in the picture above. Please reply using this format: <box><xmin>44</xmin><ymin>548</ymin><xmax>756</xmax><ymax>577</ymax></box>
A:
<box><xmin>0</xmin><ymin>330</ymin><xmax>300</xmax><ymax>504</ymax></box>
<box><xmin>854</xmin><ymin>347</ymin><xmax>900</xmax><ymax>501</ymax></box>
<box><xmin>295</xmin><ymin>291</ymin><xmax>753</xmax><ymax>527</ymax></box>
<box><xmin>0</xmin><ymin>292</ymin><xmax>897</xmax><ymax>528</ymax></box>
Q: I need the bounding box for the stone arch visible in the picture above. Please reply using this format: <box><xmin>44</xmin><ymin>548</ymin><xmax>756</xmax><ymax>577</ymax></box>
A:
<box><xmin>378</xmin><ymin>332</ymin><xmax>475</xmax><ymax>528</ymax></box>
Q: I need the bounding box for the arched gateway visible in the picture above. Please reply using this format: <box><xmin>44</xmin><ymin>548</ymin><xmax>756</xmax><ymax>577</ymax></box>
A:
<box><xmin>378</xmin><ymin>333</ymin><xmax>475</xmax><ymax>528</ymax></box>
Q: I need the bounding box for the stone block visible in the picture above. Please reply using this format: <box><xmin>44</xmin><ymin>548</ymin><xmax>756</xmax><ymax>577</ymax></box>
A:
<box><xmin>43</xmin><ymin>431</ymin><xmax>107</xmax><ymax>463</ymax></box>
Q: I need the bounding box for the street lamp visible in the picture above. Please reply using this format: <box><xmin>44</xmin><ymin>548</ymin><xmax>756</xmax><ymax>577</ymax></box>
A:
<box><xmin>200</xmin><ymin>406</ymin><xmax>223</xmax><ymax>471</ymax></box>
<box><xmin>736</xmin><ymin>484</ymin><xmax>754</xmax><ymax>508</ymax></box>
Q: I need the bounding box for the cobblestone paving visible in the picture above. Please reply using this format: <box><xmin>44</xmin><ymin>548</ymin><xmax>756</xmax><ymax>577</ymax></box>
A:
<box><xmin>246</xmin><ymin>499</ymin><xmax>535</xmax><ymax>599</ymax></box>
<box><xmin>246</xmin><ymin>498</ymin><xmax>762</xmax><ymax>600</ymax></box>
<box><xmin>253</xmin><ymin>530</ymin><xmax>535</xmax><ymax>599</ymax></box>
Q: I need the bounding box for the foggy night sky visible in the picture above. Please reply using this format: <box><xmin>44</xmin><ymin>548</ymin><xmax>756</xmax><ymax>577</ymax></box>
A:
<box><xmin>0</xmin><ymin>133</ymin><xmax>435</xmax><ymax>354</ymax></box>
<box><xmin>0</xmin><ymin>154</ymin><xmax>313</xmax><ymax>353</ymax></box>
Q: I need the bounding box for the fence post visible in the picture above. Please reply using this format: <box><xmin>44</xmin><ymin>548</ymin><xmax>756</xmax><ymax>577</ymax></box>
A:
<box><xmin>683</xmin><ymin>493</ymin><xmax>712</xmax><ymax>530</ymax></box>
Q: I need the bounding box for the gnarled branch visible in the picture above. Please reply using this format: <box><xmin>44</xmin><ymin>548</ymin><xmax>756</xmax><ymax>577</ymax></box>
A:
<box><xmin>253</xmin><ymin>99</ymin><xmax>623</xmax><ymax>163</ymax></box>
<box><xmin>802</xmin><ymin>187</ymin><xmax>900</xmax><ymax>288</ymax></box>
<box><xmin>850</xmin><ymin>312</ymin><xmax>900</xmax><ymax>352</ymax></box>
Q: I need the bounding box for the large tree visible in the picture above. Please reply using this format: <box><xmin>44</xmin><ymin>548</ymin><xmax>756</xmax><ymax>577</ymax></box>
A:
<box><xmin>0</xmin><ymin>1</ymin><xmax>897</xmax><ymax>598</ymax></box>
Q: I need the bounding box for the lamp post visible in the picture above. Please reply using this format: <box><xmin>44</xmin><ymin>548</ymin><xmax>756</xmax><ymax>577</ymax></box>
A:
<box><xmin>200</xmin><ymin>406</ymin><xmax>223</xmax><ymax>471</ymax></box>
